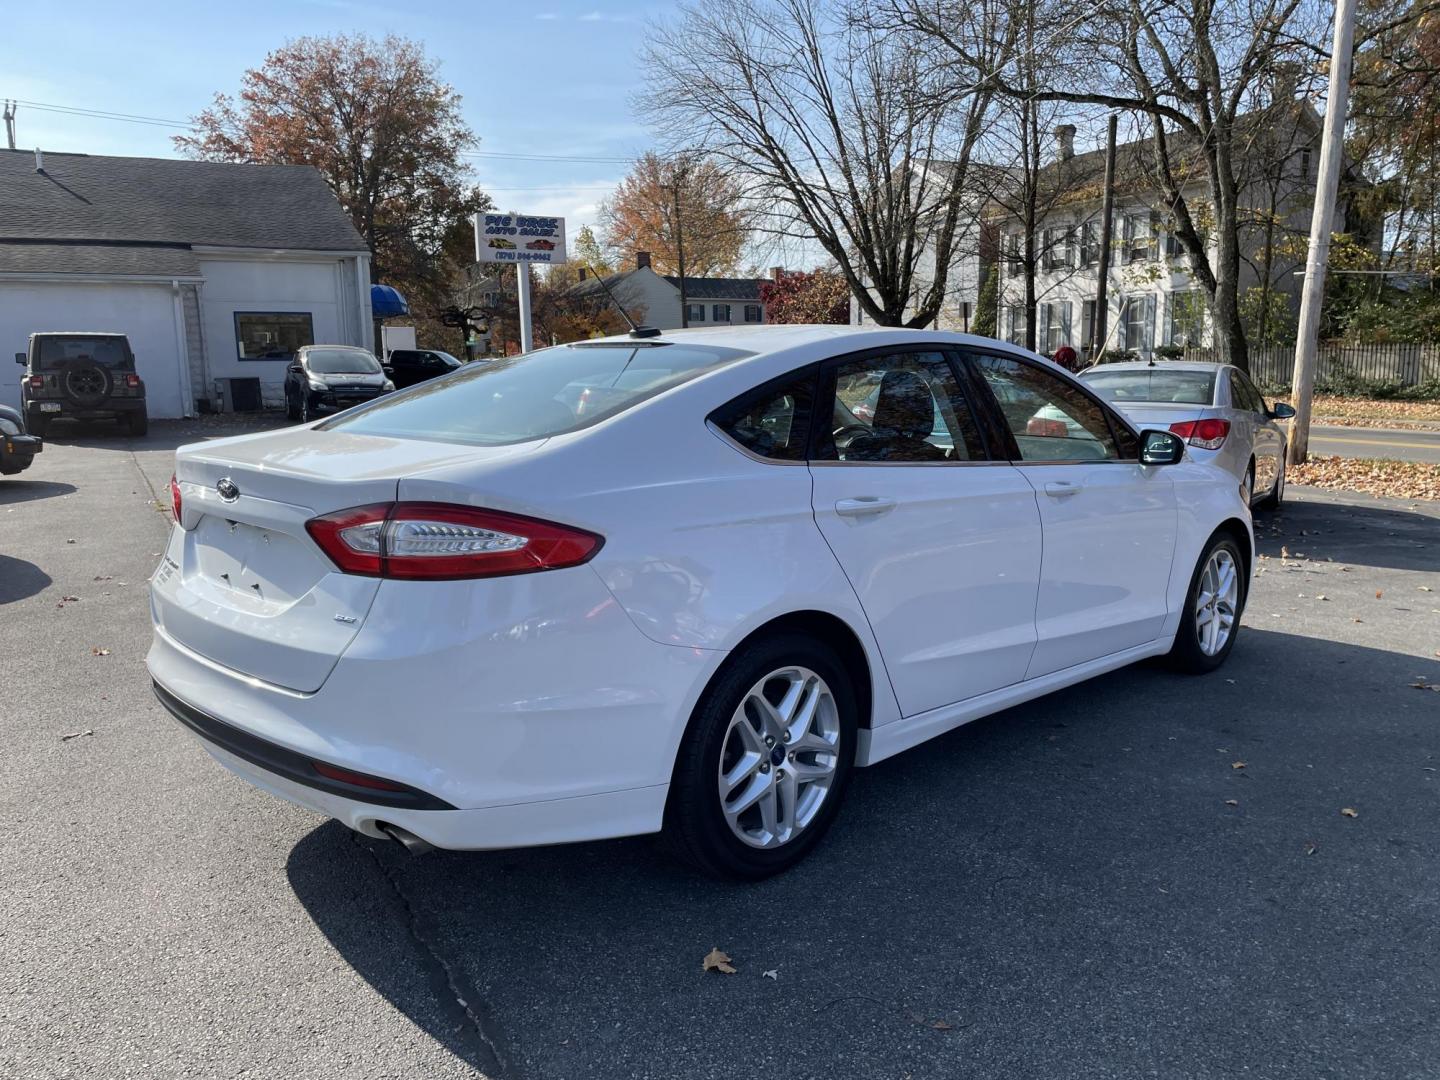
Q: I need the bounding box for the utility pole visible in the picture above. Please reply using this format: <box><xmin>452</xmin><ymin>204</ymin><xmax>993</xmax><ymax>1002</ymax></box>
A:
<box><xmin>3</xmin><ymin>100</ymin><xmax>16</xmax><ymax>150</ymax></box>
<box><xmin>1091</xmin><ymin>113</ymin><xmax>1118</xmax><ymax>360</ymax></box>
<box><xmin>671</xmin><ymin>154</ymin><xmax>691</xmax><ymax>328</ymax></box>
<box><xmin>1289</xmin><ymin>0</ymin><xmax>1357</xmax><ymax>466</ymax></box>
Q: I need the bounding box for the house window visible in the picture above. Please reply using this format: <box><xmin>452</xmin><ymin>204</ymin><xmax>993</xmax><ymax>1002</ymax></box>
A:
<box><xmin>1300</xmin><ymin>148</ymin><xmax>1311</xmax><ymax>180</ymax></box>
<box><xmin>1165</xmin><ymin>290</ymin><xmax>1209</xmax><ymax>347</ymax></box>
<box><xmin>1079</xmin><ymin>220</ymin><xmax>1101</xmax><ymax>267</ymax></box>
<box><xmin>235</xmin><ymin>312</ymin><xmax>315</xmax><ymax>361</ymax></box>
<box><xmin>1043</xmin><ymin>227</ymin><xmax>1074</xmax><ymax>271</ymax></box>
<box><xmin>959</xmin><ymin>301</ymin><xmax>973</xmax><ymax>331</ymax></box>
<box><xmin>1122</xmin><ymin>214</ymin><xmax>1156</xmax><ymax>264</ymax></box>
<box><xmin>1037</xmin><ymin>300</ymin><xmax>1072</xmax><ymax>354</ymax></box>
<box><xmin>1006</xmin><ymin>304</ymin><xmax>1028</xmax><ymax>346</ymax></box>
<box><xmin>685</xmin><ymin>303</ymin><xmax>705</xmax><ymax>323</ymax></box>
<box><xmin>1005</xmin><ymin>233</ymin><xmax>1023</xmax><ymax>276</ymax></box>
<box><xmin>744</xmin><ymin>304</ymin><xmax>762</xmax><ymax>323</ymax></box>
<box><xmin>1119</xmin><ymin>295</ymin><xmax>1156</xmax><ymax>353</ymax></box>
<box><xmin>712</xmin><ymin>303</ymin><xmax>732</xmax><ymax>322</ymax></box>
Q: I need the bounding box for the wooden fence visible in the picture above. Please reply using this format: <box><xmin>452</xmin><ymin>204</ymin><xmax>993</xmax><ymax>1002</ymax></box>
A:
<box><xmin>1181</xmin><ymin>342</ymin><xmax>1440</xmax><ymax>388</ymax></box>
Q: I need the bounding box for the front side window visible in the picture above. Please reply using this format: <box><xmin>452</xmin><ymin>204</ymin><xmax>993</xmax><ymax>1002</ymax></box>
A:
<box><xmin>712</xmin><ymin>304</ymin><xmax>731</xmax><ymax>322</ymax></box>
<box><xmin>324</xmin><ymin>341</ymin><xmax>753</xmax><ymax>446</ymax></box>
<box><xmin>711</xmin><ymin>369</ymin><xmax>815</xmax><ymax>461</ymax></box>
<box><xmin>1230</xmin><ymin>370</ymin><xmax>1265</xmax><ymax>413</ymax></box>
<box><xmin>236</xmin><ymin>312</ymin><xmax>315</xmax><ymax>361</ymax></box>
<box><xmin>816</xmin><ymin>352</ymin><xmax>984</xmax><ymax>463</ymax></box>
<box><xmin>969</xmin><ymin>353</ymin><xmax>1119</xmax><ymax>462</ymax></box>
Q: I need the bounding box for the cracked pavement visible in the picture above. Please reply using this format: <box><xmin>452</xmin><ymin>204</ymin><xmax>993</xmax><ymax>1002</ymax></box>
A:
<box><xmin>2</xmin><ymin>421</ymin><xmax>1437</xmax><ymax>1080</ymax></box>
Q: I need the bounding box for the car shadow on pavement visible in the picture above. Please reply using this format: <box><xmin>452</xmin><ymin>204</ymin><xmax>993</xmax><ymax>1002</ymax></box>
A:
<box><xmin>286</xmin><ymin>628</ymin><xmax>1440</xmax><ymax>1080</ymax></box>
<box><xmin>0</xmin><ymin>479</ymin><xmax>76</xmax><ymax>505</ymax></box>
<box><xmin>1254</xmin><ymin>497</ymin><xmax>1437</xmax><ymax>572</ymax></box>
<box><xmin>41</xmin><ymin>414</ymin><xmax>290</xmax><ymax>452</ymax></box>
<box><xmin>0</xmin><ymin>553</ymin><xmax>52</xmax><ymax>603</ymax></box>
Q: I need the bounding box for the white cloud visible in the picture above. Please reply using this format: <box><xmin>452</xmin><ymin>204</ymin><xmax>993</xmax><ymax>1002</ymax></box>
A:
<box><xmin>534</xmin><ymin>12</ymin><xmax>559</xmax><ymax>19</ymax></box>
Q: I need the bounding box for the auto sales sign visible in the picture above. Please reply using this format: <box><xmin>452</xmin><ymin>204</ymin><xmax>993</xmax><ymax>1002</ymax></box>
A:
<box><xmin>477</xmin><ymin>213</ymin><xmax>567</xmax><ymax>265</ymax></box>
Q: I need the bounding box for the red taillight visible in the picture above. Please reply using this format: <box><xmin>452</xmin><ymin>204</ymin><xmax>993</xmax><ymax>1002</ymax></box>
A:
<box><xmin>125</xmin><ymin>373</ymin><xmax>141</xmax><ymax>388</ymax></box>
<box><xmin>169</xmin><ymin>473</ymin><xmax>183</xmax><ymax>522</ymax></box>
<box><xmin>305</xmin><ymin>502</ymin><xmax>603</xmax><ymax>580</ymax></box>
<box><xmin>27</xmin><ymin>375</ymin><xmax>42</xmax><ymax>389</ymax></box>
<box><xmin>1027</xmin><ymin>417</ymin><xmax>1069</xmax><ymax>438</ymax></box>
<box><xmin>1169</xmin><ymin>417</ymin><xmax>1230</xmax><ymax>450</ymax></box>
<box><xmin>311</xmin><ymin>760</ymin><xmax>409</xmax><ymax>792</ymax></box>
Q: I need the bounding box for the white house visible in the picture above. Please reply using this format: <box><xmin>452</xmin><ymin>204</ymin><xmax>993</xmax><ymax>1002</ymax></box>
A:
<box><xmin>0</xmin><ymin>148</ymin><xmax>374</xmax><ymax>417</ymax></box>
<box><xmin>568</xmin><ymin>253</ymin><xmax>769</xmax><ymax>330</ymax></box>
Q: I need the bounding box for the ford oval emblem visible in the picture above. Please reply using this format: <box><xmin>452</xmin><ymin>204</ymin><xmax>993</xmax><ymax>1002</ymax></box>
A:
<box><xmin>216</xmin><ymin>477</ymin><xmax>240</xmax><ymax>503</ymax></box>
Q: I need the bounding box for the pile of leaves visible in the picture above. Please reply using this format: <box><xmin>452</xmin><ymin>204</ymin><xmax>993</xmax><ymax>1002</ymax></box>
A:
<box><xmin>1288</xmin><ymin>455</ymin><xmax>1440</xmax><ymax>501</ymax></box>
<box><xmin>1309</xmin><ymin>395</ymin><xmax>1440</xmax><ymax>429</ymax></box>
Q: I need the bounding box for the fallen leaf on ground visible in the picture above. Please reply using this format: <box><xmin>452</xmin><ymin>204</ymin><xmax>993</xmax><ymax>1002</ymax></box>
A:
<box><xmin>1316</xmin><ymin>595</ymin><xmax>1329</xmax><ymax>601</ymax></box>
<box><xmin>762</xmin><ymin>969</ymin><xmax>778</xmax><ymax>981</ymax></box>
<box><xmin>1288</xmin><ymin>455</ymin><xmax>1440</xmax><ymax>501</ymax></box>
<box><xmin>65</xmin><ymin>538</ymin><xmax>76</xmax><ymax>544</ymax></box>
<box><xmin>1232</xmin><ymin>761</ymin><xmax>1246</xmax><ymax>769</ymax></box>
<box><xmin>1376</xmin><ymin>590</ymin><xmax>1384</xmax><ymax>599</ymax></box>
<box><xmin>1410</xmin><ymin>681</ymin><xmax>1439</xmax><ymax>693</ymax></box>
<box><xmin>60</xmin><ymin>730</ymin><xmax>93</xmax><ymax>741</ymax></box>
<box><xmin>1305</xmin><ymin>842</ymin><xmax>1319</xmax><ymax>856</ymax></box>
<box><xmin>1341</xmin><ymin>807</ymin><xmax>1358</xmax><ymax>818</ymax></box>
<box><xmin>1225</xmin><ymin>799</ymin><xmax>1239</xmax><ymax>807</ymax></box>
<box><xmin>930</xmin><ymin>1020</ymin><xmax>953</xmax><ymax>1031</ymax></box>
<box><xmin>702</xmin><ymin>948</ymin><xmax>736</xmax><ymax>975</ymax></box>
<box><xmin>91</xmin><ymin>647</ymin><xmax>110</xmax><ymax>656</ymax></box>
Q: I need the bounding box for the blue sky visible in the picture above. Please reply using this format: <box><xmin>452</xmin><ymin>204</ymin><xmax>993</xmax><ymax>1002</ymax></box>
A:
<box><xmin>6</xmin><ymin>0</ymin><xmax>664</xmax><ymax>237</ymax></box>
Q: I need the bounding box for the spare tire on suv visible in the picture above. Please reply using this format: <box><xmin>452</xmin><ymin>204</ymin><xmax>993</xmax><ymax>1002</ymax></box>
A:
<box><xmin>18</xmin><ymin>332</ymin><xmax>148</xmax><ymax>437</ymax></box>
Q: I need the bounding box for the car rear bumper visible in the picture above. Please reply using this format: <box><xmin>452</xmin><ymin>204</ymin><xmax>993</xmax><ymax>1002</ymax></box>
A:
<box><xmin>146</xmin><ymin>563</ymin><xmax>718</xmax><ymax>849</ymax></box>
<box><xmin>1</xmin><ymin>433</ymin><xmax>40</xmax><ymax>472</ymax></box>
<box><xmin>26</xmin><ymin>399</ymin><xmax>146</xmax><ymax>420</ymax></box>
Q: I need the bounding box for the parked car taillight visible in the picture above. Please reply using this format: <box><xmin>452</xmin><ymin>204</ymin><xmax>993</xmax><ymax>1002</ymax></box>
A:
<box><xmin>170</xmin><ymin>474</ymin><xmax>183</xmax><ymax>523</ymax></box>
<box><xmin>125</xmin><ymin>374</ymin><xmax>141</xmax><ymax>388</ymax></box>
<box><xmin>1169</xmin><ymin>418</ymin><xmax>1230</xmax><ymax>450</ymax></box>
<box><xmin>27</xmin><ymin>375</ymin><xmax>42</xmax><ymax>389</ymax></box>
<box><xmin>305</xmin><ymin>502</ymin><xmax>603</xmax><ymax>580</ymax></box>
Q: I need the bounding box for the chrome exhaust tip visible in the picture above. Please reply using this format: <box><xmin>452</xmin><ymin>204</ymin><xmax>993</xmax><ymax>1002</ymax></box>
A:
<box><xmin>375</xmin><ymin>821</ymin><xmax>435</xmax><ymax>856</ymax></box>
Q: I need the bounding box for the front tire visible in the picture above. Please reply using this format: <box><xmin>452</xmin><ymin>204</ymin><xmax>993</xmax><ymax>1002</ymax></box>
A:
<box><xmin>1169</xmin><ymin>534</ymin><xmax>1246</xmax><ymax>673</ymax></box>
<box><xmin>663</xmin><ymin>634</ymin><xmax>858</xmax><ymax>880</ymax></box>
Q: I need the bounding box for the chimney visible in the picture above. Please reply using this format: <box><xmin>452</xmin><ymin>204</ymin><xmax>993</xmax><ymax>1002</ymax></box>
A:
<box><xmin>770</xmin><ymin>266</ymin><xmax>785</xmax><ymax>281</ymax></box>
<box><xmin>1055</xmin><ymin>125</ymin><xmax>1076</xmax><ymax>162</ymax></box>
<box><xmin>33</xmin><ymin>146</ymin><xmax>43</xmax><ymax>172</ymax></box>
<box><xmin>636</xmin><ymin>251</ymin><xmax>652</xmax><ymax>270</ymax></box>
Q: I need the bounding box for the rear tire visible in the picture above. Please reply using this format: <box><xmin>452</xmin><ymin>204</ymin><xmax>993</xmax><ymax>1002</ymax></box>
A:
<box><xmin>1256</xmin><ymin>456</ymin><xmax>1284</xmax><ymax>510</ymax></box>
<box><xmin>1169</xmin><ymin>533</ymin><xmax>1246</xmax><ymax>674</ymax></box>
<box><xmin>286</xmin><ymin>392</ymin><xmax>301</xmax><ymax>422</ymax></box>
<box><xmin>663</xmin><ymin>634</ymin><xmax>858</xmax><ymax>880</ymax></box>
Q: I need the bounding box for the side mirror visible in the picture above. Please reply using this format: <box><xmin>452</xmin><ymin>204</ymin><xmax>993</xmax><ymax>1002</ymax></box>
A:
<box><xmin>1140</xmin><ymin>429</ymin><xmax>1185</xmax><ymax>466</ymax></box>
<box><xmin>1270</xmin><ymin>402</ymin><xmax>1296</xmax><ymax>419</ymax></box>
<box><xmin>382</xmin><ymin>364</ymin><xmax>394</xmax><ymax>377</ymax></box>
<box><xmin>15</xmin><ymin>352</ymin><xmax>25</xmax><ymax>365</ymax></box>
<box><xmin>287</xmin><ymin>363</ymin><xmax>302</xmax><ymax>374</ymax></box>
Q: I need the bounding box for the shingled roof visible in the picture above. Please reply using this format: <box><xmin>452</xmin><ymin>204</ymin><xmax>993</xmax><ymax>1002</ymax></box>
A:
<box><xmin>0</xmin><ymin>149</ymin><xmax>367</xmax><ymax>275</ymax></box>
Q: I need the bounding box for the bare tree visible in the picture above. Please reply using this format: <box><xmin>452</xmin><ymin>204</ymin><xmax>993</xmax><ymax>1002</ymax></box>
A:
<box><xmin>639</xmin><ymin>0</ymin><xmax>1009</xmax><ymax>326</ymax></box>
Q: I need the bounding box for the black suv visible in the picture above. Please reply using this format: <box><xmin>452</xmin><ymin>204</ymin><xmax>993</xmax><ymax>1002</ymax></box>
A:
<box><xmin>17</xmin><ymin>332</ymin><xmax>147</xmax><ymax>437</ymax></box>
<box><xmin>284</xmin><ymin>345</ymin><xmax>394</xmax><ymax>423</ymax></box>
<box><xmin>385</xmin><ymin>348</ymin><xmax>464</xmax><ymax>389</ymax></box>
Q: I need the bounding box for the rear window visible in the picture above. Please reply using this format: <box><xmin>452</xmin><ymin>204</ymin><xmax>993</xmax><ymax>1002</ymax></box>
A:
<box><xmin>322</xmin><ymin>341</ymin><xmax>753</xmax><ymax>446</ymax></box>
<box><xmin>305</xmin><ymin>348</ymin><xmax>383</xmax><ymax>374</ymax></box>
<box><xmin>34</xmin><ymin>336</ymin><xmax>133</xmax><ymax>370</ymax></box>
<box><xmin>1080</xmin><ymin>368</ymin><xmax>1217</xmax><ymax>405</ymax></box>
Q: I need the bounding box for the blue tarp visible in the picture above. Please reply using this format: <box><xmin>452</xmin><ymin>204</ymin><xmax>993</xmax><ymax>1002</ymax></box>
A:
<box><xmin>370</xmin><ymin>283</ymin><xmax>408</xmax><ymax>318</ymax></box>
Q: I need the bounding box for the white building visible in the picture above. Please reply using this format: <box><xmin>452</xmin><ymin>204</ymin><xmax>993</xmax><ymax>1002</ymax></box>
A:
<box><xmin>568</xmin><ymin>253</ymin><xmax>769</xmax><ymax>330</ymax></box>
<box><xmin>0</xmin><ymin>148</ymin><xmax>374</xmax><ymax>417</ymax></box>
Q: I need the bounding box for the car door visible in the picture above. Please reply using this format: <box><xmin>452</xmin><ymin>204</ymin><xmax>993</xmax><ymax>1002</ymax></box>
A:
<box><xmin>808</xmin><ymin>348</ymin><xmax>1043</xmax><ymax>717</ymax></box>
<box><xmin>1229</xmin><ymin>369</ymin><xmax>1282</xmax><ymax>496</ymax></box>
<box><xmin>961</xmin><ymin>349</ymin><xmax>1178</xmax><ymax>679</ymax></box>
<box><xmin>387</xmin><ymin>351</ymin><xmax>420</xmax><ymax>388</ymax></box>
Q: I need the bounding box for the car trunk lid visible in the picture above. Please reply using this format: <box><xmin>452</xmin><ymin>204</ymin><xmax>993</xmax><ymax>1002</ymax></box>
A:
<box><xmin>153</xmin><ymin>427</ymin><xmax>534</xmax><ymax>692</ymax></box>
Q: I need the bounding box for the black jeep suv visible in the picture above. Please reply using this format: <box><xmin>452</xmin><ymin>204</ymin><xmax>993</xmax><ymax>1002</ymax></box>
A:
<box><xmin>17</xmin><ymin>332</ymin><xmax>148</xmax><ymax>437</ymax></box>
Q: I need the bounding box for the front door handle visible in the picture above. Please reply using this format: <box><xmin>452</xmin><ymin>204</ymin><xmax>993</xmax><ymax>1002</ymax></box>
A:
<box><xmin>1044</xmin><ymin>482</ymin><xmax>1081</xmax><ymax>498</ymax></box>
<box><xmin>835</xmin><ymin>496</ymin><xmax>896</xmax><ymax>517</ymax></box>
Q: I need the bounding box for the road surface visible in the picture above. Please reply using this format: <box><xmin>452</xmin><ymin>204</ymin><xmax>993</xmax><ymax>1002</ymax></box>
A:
<box><xmin>1307</xmin><ymin>424</ymin><xmax>1440</xmax><ymax>464</ymax></box>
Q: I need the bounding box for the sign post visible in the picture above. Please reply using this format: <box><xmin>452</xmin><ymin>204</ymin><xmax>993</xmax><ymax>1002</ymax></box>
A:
<box><xmin>471</xmin><ymin>211</ymin><xmax>566</xmax><ymax>354</ymax></box>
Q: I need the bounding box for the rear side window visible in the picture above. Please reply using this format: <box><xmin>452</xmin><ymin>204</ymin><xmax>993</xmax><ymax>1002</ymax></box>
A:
<box><xmin>324</xmin><ymin>341</ymin><xmax>753</xmax><ymax>446</ymax></box>
<box><xmin>711</xmin><ymin>369</ymin><xmax>816</xmax><ymax>461</ymax></box>
<box><xmin>815</xmin><ymin>352</ymin><xmax>985</xmax><ymax>463</ymax></box>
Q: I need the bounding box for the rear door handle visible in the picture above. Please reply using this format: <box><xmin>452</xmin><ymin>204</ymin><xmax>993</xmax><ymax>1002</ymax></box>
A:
<box><xmin>835</xmin><ymin>496</ymin><xmax>896</xmax><ymax>517</ymax></box>
<box><xmin>1044</xmin><ymin>482</ymin><xmax>1081</xmax><ymax>498</ymax></box>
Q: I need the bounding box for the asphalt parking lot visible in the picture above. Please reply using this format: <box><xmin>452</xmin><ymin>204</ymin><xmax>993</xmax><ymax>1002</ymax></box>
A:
<box><xmin>3</xmin><ymin>420</ymin><xmax>1437</xmax><ymax>1080</ymax></box>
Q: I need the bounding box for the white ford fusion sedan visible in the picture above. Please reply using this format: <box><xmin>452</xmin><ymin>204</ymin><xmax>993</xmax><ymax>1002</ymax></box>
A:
<box><xmin>148</xmin><ymin>326</ymin><xmax>1251</xmax><ymax>879</ymax></box>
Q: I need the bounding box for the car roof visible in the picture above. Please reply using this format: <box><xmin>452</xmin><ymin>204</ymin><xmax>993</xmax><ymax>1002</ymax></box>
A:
<box><xmin>30</xmin><ymin>330</ymin><xmax>128</xmax><ymax>337</ymax></box>
<box><xmin>580</xmin><ymin>324</ymin><xmax>1044</xmax><ymax>359</ymax></box>
<box><xmin>1080</xmin><ymin>361</ymin><xmax>1232</xmax><ymax>374</ymax></box>
<box><xmin>299</xmin><ymin>344</ymin><xmax>373</xmax><ymax>352</ymax></box>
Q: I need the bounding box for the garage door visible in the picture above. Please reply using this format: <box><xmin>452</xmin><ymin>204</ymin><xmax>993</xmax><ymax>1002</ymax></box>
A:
<box><xmin>0</xmin><ymin>282</ymin><xmax>187</xmax><ymax>418</ymax></box>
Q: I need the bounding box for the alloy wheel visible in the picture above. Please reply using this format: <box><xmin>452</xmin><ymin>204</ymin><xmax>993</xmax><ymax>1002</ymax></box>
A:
<box><xmin>1194</xmin><ymin>548</ymin><xmax>1239</xmax><ymax>656</ymax></box>
<box><xmin>717</xmin><ymin>666</ymin><xmax>841</xmax><ymax>849</ymax></box>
